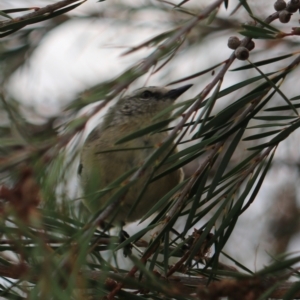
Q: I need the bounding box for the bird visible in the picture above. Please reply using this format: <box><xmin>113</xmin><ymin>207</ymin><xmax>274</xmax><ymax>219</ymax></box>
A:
<box><xmin>79</xmin><ymin>84</ymin><xmax>192</xmax><ymax>226</ymax></box>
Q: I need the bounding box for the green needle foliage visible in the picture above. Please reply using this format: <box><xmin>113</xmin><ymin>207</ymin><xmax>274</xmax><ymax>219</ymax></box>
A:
<box><xmin>1</xmin><ymin>0</ymin><xmax>300</xmax><ymax>299</ymax></box>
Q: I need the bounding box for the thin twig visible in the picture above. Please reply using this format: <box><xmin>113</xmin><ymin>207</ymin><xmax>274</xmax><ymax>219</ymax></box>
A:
<box><xmin>0</xmin><ymin>0</ymin><xmax>81</xmax><ymax>29</ymax></box>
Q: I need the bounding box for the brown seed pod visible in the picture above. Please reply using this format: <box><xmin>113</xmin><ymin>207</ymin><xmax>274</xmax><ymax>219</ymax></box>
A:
<box><xmin>279</xmin><ymin>10</ymin><xmax>292</xmax><ymax>23</ymax></box>
<box><xmin>286</xmin><ymin>0</ymin><xmax>300</xmax><ymax>12</ymax></box>
<box><xmin>274</xmin><ymin>0</ymin><xmax>287</xmax><ymax>11</ymax></box>
<box><xmin>246</xmin><ymin>40</ymin><xmax>255</xmax><ymax>51</ymax></box>
<box><xmin>235</xmin><ymin>46</ymin><xmax>249</xmax><ymax>60</ymax></box>
<box><xmin>227</xmin><ymin>36</ymin><xmax>241</xmax><ymax>49</ymax></box>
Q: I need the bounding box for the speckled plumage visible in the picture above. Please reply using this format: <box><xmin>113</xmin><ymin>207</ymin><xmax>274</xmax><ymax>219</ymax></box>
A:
<box><xmin>80</xmin><ymin>85</ymin><xmax>192</xmax><ymax>224</ymax></box>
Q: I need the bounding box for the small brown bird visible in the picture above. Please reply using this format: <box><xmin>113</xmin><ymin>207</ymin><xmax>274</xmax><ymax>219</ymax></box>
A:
<box><xmin>79</xmin><ymin>84</ymin><xmax>192</xmax><ymax>225</ymax></box>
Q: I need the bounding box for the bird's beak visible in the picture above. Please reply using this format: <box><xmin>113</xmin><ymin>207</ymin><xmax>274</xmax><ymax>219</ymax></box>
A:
<box><xmin>165</xmin><ymin>84</ymin><xmax>193</xmax><ymax>100</ymax></box>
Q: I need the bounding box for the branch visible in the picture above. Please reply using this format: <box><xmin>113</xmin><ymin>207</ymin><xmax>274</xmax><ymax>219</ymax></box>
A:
<box><xmin>0</xmin><ymin>0</ymin><xmax>85</xmax><ymax>34</ymax></box>
<box><xmin>0</xmin><ymin>263</ymin><xmax>298</xmax><ymax>300</ymax></box>
<box><xmin>0</xmin><ymin>0</ymin><xmax>79</xmax><ymax>24</ymax></box>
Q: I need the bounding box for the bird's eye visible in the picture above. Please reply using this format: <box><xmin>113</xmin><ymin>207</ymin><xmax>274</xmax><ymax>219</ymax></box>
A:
<box><xmin>141</xmin><ymin>90</ymin><xmax>153</xmax><ymax>99</ymax></box>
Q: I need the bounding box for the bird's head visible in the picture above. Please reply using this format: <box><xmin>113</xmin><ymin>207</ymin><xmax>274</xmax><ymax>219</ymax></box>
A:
<box><xmin>114</xmin><ymin>84</ymin><xmax>192</xmax><ymax>118</ymax></box>
<box><xmin>103</xmin><ymin>84</ymin><xmax>192</xmax><ymax>128</ymax></box>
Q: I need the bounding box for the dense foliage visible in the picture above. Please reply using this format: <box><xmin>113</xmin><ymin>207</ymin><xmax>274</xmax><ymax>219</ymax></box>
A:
<box><xmin>1</xmin><ymin>0</ymin><xmax>300</xmax><ymax>299</ymax></box>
